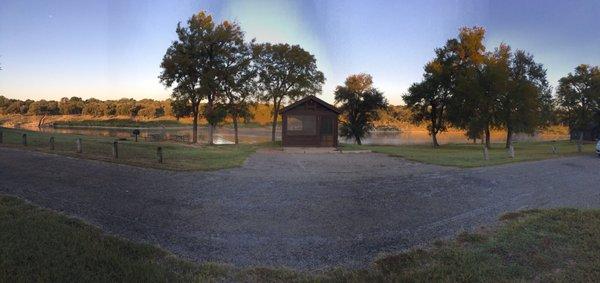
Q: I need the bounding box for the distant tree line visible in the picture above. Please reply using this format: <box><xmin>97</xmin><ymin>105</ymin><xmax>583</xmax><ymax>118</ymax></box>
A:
<box><xmin>403</xmin><ymin>27</ymin><xmax>600</xmax><ymax>148</ymax></box>
<box><xmin>0</xmin><ymin>96</ymin><xmax>173</xmax><ymax>119</ymax></box>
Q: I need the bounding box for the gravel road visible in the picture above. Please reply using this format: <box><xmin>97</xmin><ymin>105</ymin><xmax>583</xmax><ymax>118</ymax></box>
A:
<box><xmin>1</xmin><ymin>147</ymin><xmax>599</xmax><ymax>270</ymax></box>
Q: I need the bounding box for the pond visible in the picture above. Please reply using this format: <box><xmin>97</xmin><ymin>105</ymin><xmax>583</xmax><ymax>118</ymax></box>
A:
<box><xmin>11</xmin><ymin>125</ymin><xmax>570</xmax><ymax>145</ymax></box>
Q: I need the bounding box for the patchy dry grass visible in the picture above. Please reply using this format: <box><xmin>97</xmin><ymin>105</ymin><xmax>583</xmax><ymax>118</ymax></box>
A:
<box><xmin>343</xmin><ymin>141</ymin><xmax>595</xmax><ymax>167</ymax></box>
<box><xmin>2</xmin><ymin>194</ymin><xmax>599</xmax><ymax>282</ymax></box>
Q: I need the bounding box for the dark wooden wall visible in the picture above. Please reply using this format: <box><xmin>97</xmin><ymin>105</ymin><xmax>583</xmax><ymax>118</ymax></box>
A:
<box><xmin>282</xmin><ymin>101</ymin><xmax>338</xmax><ymax>147</ymax></box>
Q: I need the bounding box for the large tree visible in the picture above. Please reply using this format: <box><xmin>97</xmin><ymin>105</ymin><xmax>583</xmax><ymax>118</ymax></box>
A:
<box><xmin>213</xmin><ymin>25</ymin><xmax>258</xmax><ymax>144</ymax></box>
<box><xmin>335</xmin><ymin>74</ymin><xmax>388</xmax><ymax>145</ymax></box>
<box><xmin>403</xmin><ymin>46</ymin><xmax>455</xmax><ymax>147</ymax></box>
<box><xmin>499</xmin><ymin>49</ymin><xmax>551</xmax><ymax>148</ymax></box>
<box><xmin>446</xmin><ymin>27</ymin><xmax>502</xmax><ymax>148</ymax></box>
<box><xmin>159</xmin><ymin>12</ymin><xmax>215</xmax><ymax>143</ymax></box>
<box><xmin>557</xmin><ymin>64</ymin><xmax>600</xmax><ymax>139</ymax></box>
<box><xmin>254</xmin><ymin>43</ymin><xmax>325</xmax><ymax>142</ymax></box>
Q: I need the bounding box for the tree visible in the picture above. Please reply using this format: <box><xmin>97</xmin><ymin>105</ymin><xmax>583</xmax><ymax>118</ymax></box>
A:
<box><xmin>200</xmin><ymin>19</ymin><xmax>255</xmax><ymax>145</ymax></box>
<box><xmin>214</xmin><ymin>27</ymin><xmax>257</xmax><ymax>144</ymax></box>
<box><xmin>160</xmin><ymin>12</ymin><xmax>215</xmax><ymax>143</ymax></box>
<box><xmin>170</xmin><ymin>98</ymin><xmax>191</xmax><ymax>121</ymax></box>
<box><xmin>499</xmin><ymin>49</ymin><xmax>551</xmax><ymax>148</ymax></box>
<box><xmin>59</xmin><ymin>97</ymin><xmax>84</xmax><ymax>115</ymax></box>
<box><xmin>334</xmin><ymin>74</ymin><xmax>388</xmax><ymax>145</ymax></box>
<box><xmin>446</xmin><ymin>27</ymin><xmax>500</xmax><ymax>148</ymax></box>
<box><xmin>557</xmin><ymin>64</ymin><xmax>600</xmax><ymax>140</ymax></box>
<box><xmin>403</xmin><ymin>46</ymin><xmax>455</xmax><ymax>147</ymax></box>
<box><xmin>254</xmin><ymin>43</ymin><xmax>325</xmax><ymax>142</ymax></box>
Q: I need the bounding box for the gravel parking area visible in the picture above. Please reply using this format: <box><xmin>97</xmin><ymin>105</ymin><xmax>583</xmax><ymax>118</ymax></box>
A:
<box><xmin>1</xmin><ymin>147</ymin><xmax>599</xmax><ymax>270</ymax></box>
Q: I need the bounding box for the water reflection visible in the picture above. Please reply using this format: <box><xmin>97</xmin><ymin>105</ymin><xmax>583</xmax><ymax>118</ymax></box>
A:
<box><xmin>21</xmin><ymin>125</ymin><xmax>570</xmax><ymax>145</ymax></box>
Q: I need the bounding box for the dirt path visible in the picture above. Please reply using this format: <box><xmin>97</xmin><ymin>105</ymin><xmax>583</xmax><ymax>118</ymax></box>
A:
<box><xmin>1</xmin><ymin>147</ymin><xmax>599</xmax><ymax>270</ymax></box>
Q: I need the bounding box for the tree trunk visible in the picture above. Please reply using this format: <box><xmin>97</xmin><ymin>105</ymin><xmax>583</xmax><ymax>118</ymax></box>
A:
<box><xmin>208</xmin><ymin>125</ymin><xmax>215</xmax><ymax>145</ymax></box>
<box><xmin>505</xmin><ymin>127</ymin><xmax>513</xmax><ymax>149</ymax></box>
<box><xmin>271</xmin><ymin>98</ymin><xmax>280</xmax><ymax>142</ymax></box>
<box><xmin>233</xmin><ymin>114</ymin><xmax>239</xmax><ymax>145</ymax></box>
<box><xmin>356</xmin><ymin>135</ymin><xmax>362</xmax><ymax>145</ymax></box>
<box><xmin>38</xmin><ymin>114</ymin><xmax>47</xmax><ymax>128</ymax></box>
<box><xmin>206</xmin><ymin>100</ymin><xmax>214</xmax><ymax>145</ymax></box>
<box><xmin>485</xmin><ymin>125</ymin><xmax>491</xmax><ymax>149</ymax></box>
<box><xmin>432</xmin><ymin>132</ymin><xmax>440</xmax><ymax>147</ymax></box>
<box><xmin>192</xmin><ymin>111</ymin><xmax>198</xmax><ymax>144</ymax></box>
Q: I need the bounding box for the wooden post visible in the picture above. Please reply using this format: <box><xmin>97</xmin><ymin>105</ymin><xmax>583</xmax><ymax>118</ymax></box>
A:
<box><xmin>49</xmin><ymin>137</ymin><xmax>55</xmax><ymax>150</ymax></box>
<box><xmin>76</xmin><ymin>138</ymin><xmax>82</xmax><ymax>153</ymax></box>
<box><xmin>112</xmin><ymin>141</ymin><xmax>118</xmax><ymax>159</ymax></box>
<box><xmin>22</xmin><ymin>133</ymin><xmax>27</xmax><ymax>146</ymax></box>
<box><xmin>156</xmin><ymin>146</ymin><xmax>163</xmax><ymax>164</ymax></box>
<box><xmin>0</xmin><ymin>130</ymin><xmax>3</xmax><ymax>144</ymax></box>
<box><xmin>483</xmin><ymin>145</ymin><xmax>489</xmax><ymax>161</ymax></box>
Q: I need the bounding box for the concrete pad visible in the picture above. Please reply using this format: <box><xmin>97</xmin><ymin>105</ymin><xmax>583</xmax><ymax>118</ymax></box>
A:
<box><xmin>283</xmin><ymin>147</ymin><xmax>340</xmax><ymax>154</ymax></box>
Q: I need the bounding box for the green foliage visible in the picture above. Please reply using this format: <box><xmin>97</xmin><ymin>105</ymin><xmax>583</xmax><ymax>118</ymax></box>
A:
<box><xmin>254</xmin><ymin>42</ymin><xmax>325</xmax><ymax>141</ymax></box>
<box><xmin>557</xmin><ymin>64</ymin><xmax>600</xmax><ymax>137</ymax></box>
<box><xmin>169</xmin><ymin>98</ymin><xmax>191</xmax><ymax>120</ymax></box>
<box><xmin>403</xmin><ymin>45</ymin><xmax>455</xmax><ymax>146</ymax></box>
<box><xmin>59</xmin><ymin>97</ymin><xmax>84</xmax><ymax>115</ymax></box>
<box><xmin>82</xmin><ymin>99</ymin><xmax>108</xmax><ymax>116</ymax></box>
<box><xmin>335</xmin><ymin>73</ymin><xmax>388</xmax><ymax>145</ymax></box>
<box><xmin>26</xmin><ymin>100</ymin><xmax>60</xmax><ymax>115</ymax></box>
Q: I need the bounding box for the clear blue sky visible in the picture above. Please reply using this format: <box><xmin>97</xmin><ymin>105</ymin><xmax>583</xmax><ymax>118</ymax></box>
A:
<box><xmin>1</xmin><ymin>0</ymin><xmax>599</xmax><ymax>104</ymax></box>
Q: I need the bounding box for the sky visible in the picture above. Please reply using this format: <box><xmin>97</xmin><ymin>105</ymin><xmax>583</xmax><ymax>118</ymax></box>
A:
<box><xmin>1</xmin><ymin>0</ymin><xmax>599</xmax><ymax>105</ymax></box>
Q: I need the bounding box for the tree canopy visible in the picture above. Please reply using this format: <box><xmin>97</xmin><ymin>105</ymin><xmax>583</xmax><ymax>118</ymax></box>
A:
<box><xmin>557</xmin><ymin>64</ymin><xmax>600</xmax><ymax>139</ymax></box>
<box><xmin>254</xmin><ymin>43</ymin><xmax>325</xmax><ymax>142</ymax></box>
<box><xmin>335</xmin><ymin>73</ymin><xmax>388</xmax><ymax>145</ymax></box>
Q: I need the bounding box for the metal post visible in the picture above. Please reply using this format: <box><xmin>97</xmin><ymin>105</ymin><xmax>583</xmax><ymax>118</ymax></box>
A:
<box><xmin>49</xmin><ymin>137</ymin><xmax>55</xmax><ymax>150</ymax></box>
<box><xmin>76</xmin><ymin>138</ymin><xmax>82</xmax><ymax>153</ymax></box>
<box><xmin>22</xmin><ymin>134</ymin><xmax>27</xmax><ymax>146</ymax></box>
<box><xmin>157</xmin><ymin>147</ymin><xmax>163</xmax><ymax>164</ymax></box>
<box><xmin>112</xmin><ymin>141</ymin><xmax>118</xmax><ymax>159</ymax></box>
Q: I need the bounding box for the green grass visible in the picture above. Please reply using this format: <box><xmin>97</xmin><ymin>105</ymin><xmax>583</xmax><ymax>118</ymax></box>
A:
<box><xmin>0</xmin><ymin>127</ymin><xmax>270</xmax><ymax>171</ymax></box>
<box><xmin>2</xmin><ymin>194</ymin><xmax>600</xmax><ymax>282</ymax></box>
<box><xmin>342</xmin><ymin>140</ymin><xmax>596</xmax><ymax>167</ymax></box>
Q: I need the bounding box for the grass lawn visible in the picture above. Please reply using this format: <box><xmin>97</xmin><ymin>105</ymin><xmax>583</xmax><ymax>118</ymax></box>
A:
<box><xmin>0</xmin><ymin>127</ymin><xmax>272</xmax><ymax>171</ymax></box>
<box><xmin>342</xmin><ymin>140</ymin><xmax>596</xmax><ymax>167</ymax></box>
<box><xmin>2</xmin><ymin>194</ymin><xmax>600</xmax><ymax>282</ymax></box>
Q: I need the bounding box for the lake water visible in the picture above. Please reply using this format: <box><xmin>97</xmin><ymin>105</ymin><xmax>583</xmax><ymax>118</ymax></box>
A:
<box><xmin>20</xmin><ymin>125</ymin><xmax>569</xmax><ymax>145</ymax></box>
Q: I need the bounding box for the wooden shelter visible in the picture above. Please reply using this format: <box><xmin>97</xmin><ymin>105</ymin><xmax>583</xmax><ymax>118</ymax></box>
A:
<box><xmin>280</xmin><ymin>95</ymin><xmax>340</xmax><ymax>147</ymax></box>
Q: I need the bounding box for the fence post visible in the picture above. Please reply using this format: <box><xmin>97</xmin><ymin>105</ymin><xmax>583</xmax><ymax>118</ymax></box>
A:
<box><xmin>0</xmin><ymin>130</ymin><xmax>3</xmax><ymax>144</ymax></box>
<box><xmin>483</xmin><ymin>145</ymin><xmax>489</xmax><ymax>161</ymax></box>
<box><xmin>76</xmin><ymin>138</ymin><xmax>82</xmax><ymax>153</ymax></box>
<box><xmin>157</xmin><ymin>147</ymin><xmax>163</xmax><ymax>163</ymax></box>
<box><xmin>112</xmin><ymin>141</ymin><xmax>118</xmax><ymax>159</ymax></box>
<box><xmin>22</xmin><ymin>134</ymin><xmax>27</xmax><ymax>146</ymax></box>
<box><xmin>49</xmin><ymin>137</ymin><xmax>55</xmax><ymax>150</ymax></box>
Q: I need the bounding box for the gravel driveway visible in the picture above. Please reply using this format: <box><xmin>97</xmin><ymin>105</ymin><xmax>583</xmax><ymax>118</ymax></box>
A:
<box><xmin>1</xmin><ymin>147</ymin><xmax>599</xmax><ymax>270</ymax></box>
